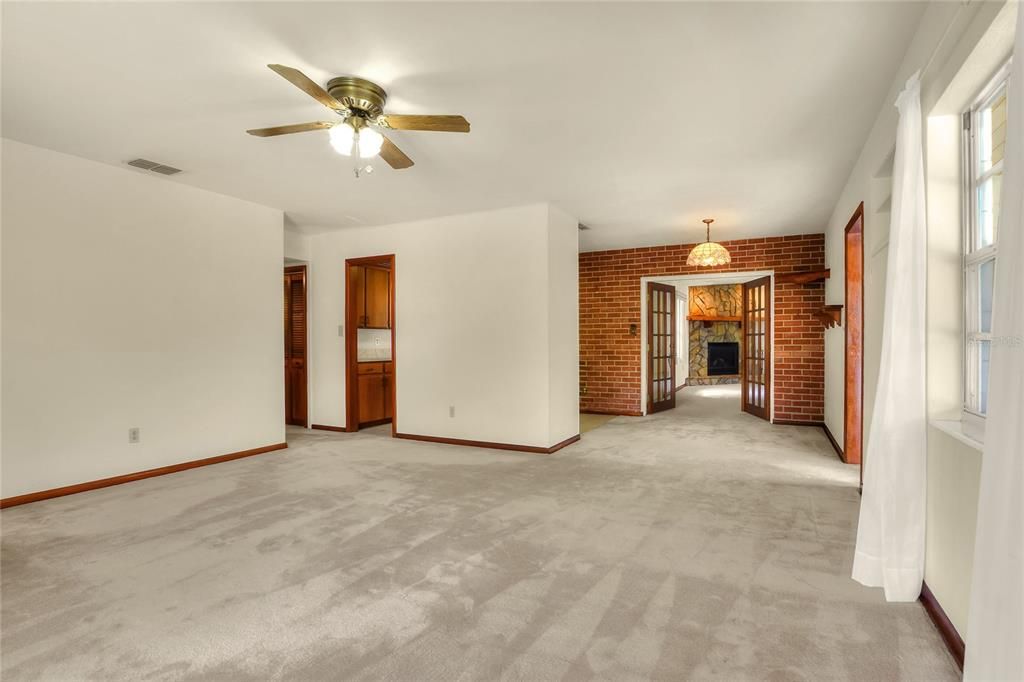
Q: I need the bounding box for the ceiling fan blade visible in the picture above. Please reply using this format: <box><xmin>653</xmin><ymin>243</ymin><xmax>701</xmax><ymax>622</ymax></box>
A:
<box><xmin>267</xmin><ymin>64</ymin><xmax>346</xmax><ymax>112</ymax></box>
<box><xmin>383</xmin><ymin>114</ymin><xmax>470</xmax><ymax>133</ymax></box>
<box><xmin>379</xmin><ymin>135</ymin><xmax>414</xmax><ymax>169</ymax></box>
<box><xmin>246</xmin><ymin>121</ymin><xmax>336</xmax><ymax>137</ymax></box>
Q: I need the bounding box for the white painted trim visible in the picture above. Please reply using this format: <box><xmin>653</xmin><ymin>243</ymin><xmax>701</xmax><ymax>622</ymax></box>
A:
<box><xmin>639</xmin><ymin>270</ymin><xmax>775</xmax><ymax>420</ymax></box>
<box><xmin>930</xmin><ymin>418</ymin><xmax>985</xmax><ymax>452</ymax></box>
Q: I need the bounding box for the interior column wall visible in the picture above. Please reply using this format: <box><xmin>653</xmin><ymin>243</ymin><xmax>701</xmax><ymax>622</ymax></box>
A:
<box><xmin>306</xmin><ymin>203</ymin><xmax>579</xmax><ymax>449</ymax></box>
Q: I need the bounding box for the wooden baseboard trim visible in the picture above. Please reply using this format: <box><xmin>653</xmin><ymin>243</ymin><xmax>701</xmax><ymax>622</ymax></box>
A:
<box><xmin>581</xmin><ymin>409</ymin><xmax>643</xmax><ymax>417</ymax></box>
<box><xmin>0</xmin><ymin>442</ymin><xmax>288</xmax><ymax>509</ymax></box>
<box><xmin>920</xmin><ymin>582</ymin><xmax>965</xmax><ymax>671</ymax></box>
<box><xmin>674</xmin><ymin>384</ymin><xmax>686</xmax><ymax>393</ymax></box>
<box><xmin>395</xmin><ymin>432</ymin><xmax>581</xmax><ymax>454</ymax></box>
<box><xmin>822</xmin><ymin>423</ymin><xmax>844</xmax><ymax>460</ymax></box>
<box><xmin>310</xmin><ymin>424</ymin><xmax>347</xmax><ymax>432</ymax></box>
<box><xmin>771</xmin><ymin>420</ymin><xmax>844</xmax><ymax>462</ymax></box>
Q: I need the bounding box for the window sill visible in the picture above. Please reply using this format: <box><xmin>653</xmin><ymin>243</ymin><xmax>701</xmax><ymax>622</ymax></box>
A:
<box><xmin>930</xmin><ymin>419</ymin><xmax>985</xmax><ymax>453</ymax></box>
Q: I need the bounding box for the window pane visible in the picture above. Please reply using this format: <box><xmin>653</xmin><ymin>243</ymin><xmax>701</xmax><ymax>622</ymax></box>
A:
<box><xmin>990</xmin><ymin>91</ymin><xmax>1007</xmax><ymax>169</ymax></box>
<box><xmin>976</xmin><ymin>173</ymin><xmax>1001</xmax><ymax>248</ymax></box>
<box><xmin>979</xmin><ymin>90</ymin><xmax>1006</xmax><ymax>175</ymax></box>
<box><xmin>980</xmin><ymin>259</ymin><xmax>995</xmax><ymax>333</ymax></box>
<box><xmin>980</xmin><ymin>339</ymin><xmax>991</xmax><ymax>415</ymax></box>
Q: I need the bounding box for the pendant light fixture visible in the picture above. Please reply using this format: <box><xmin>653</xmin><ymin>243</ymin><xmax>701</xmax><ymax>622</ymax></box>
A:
<box><xmin>686</xmin><ymin>218</ymin><xmax>731</xmax><ymax>267</ymax></box>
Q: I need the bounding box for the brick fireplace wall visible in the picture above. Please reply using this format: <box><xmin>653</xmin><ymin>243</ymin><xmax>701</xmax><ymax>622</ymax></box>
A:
<box><xmin>579</xmin><ymin>233</ymin><xmax>825</xmax><ymax>422</ymax></box>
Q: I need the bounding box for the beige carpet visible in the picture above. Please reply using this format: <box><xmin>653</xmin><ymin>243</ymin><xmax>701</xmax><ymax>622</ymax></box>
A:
<box><xmin>1</xmin><ymin>385</ymin><xmax>958</xmax><ymax>680</ymax></box>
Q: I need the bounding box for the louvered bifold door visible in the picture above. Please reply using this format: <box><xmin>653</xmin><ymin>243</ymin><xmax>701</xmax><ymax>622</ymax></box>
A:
<box><xmin>647</xmin><ymin>282</ymin><xmax>677</xmax><ymax>414</ymax></box>
<box><xmin>284</xmin><ymin>267</ymin><xmax>308</xmax><ymax>426</ymax></box>
<box><xmin>741</xmin><ymin>276</ymin><xmax>771</xmax><ymax>421</ymax></box>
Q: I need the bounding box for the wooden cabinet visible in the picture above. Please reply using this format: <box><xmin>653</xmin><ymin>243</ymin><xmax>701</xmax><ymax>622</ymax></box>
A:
<box><xmin>357</xmin><ymin>362</ymin><xmax>393</xmax><ymax>425</ymax></box>
<box><xmin>352</xmin><ymin>265</ymin><xmax>391</xmax><ymax>329</ymax></box>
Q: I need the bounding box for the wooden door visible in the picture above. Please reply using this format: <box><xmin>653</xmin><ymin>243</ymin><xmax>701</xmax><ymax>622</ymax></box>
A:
<box><xmin>845</xmin><ymin>203</ymin><xmax>865</xmax><ymax>476</ymax></box>
<box><xmin>742</xmin><ymin>276</ymin><xmax>771</xmax><ymax>420</ymax></box>
<box><xmin>365</xmin><ymin>266</ymin><xmax>390</xmax><ymax>328</ymax></box>
<box><xmin>284</xmin><ymin>266</ymin><xmax>307</xmax><ymax>426</ymax></box>
<box><xmin>647</xmin><ymin>282</ymin><xmax>676</xmax><ymax>414</ymax></box>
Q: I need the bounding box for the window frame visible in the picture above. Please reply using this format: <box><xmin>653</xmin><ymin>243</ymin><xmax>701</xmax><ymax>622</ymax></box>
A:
<box><xmin>961</xmin><ymin>60</ymin><xmax>1010</xmax><ymax>428</ymax></box>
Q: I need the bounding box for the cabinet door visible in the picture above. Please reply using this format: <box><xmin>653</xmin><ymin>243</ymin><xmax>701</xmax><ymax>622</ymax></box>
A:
<box><xmin>351</xmin><ymin>265</ymin><xmax>368</xmax><ymax>328</ymax></box>
<box><xmin>365</xmin><ymin>266</ymin><xmax>390</xmax><ymax>328</ymax></box>
<box><xmin>358</xmin><ymin>373</ymin><xmax>385</xmax><ymax>423</ymax></box>
<box><xmin>382</xmin><ymin>372</ymin><xmax>393</xmax><ymax>420</ymax></box>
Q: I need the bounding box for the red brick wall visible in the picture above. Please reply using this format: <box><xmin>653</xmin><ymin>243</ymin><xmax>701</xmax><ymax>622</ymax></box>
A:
<box><xmin>579</xmin><ymin>234</ymin><xmax>825</xmax><ymax>422</ymax></box>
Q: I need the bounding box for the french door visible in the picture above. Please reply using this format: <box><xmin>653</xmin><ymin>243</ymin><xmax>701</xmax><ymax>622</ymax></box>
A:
<box><xmin>284</xmin><ymin>265</ymin><xmax>308</xmax><ymax>427</ymax></box>
<box><xmin>742</xmin><ymin>276</ymin><xmax>771</xmax><ymax>421</ymax></box>
<box><xmin>647</xmin><ymin>282</ymin><xmax>677</xmax><ymax>413</ymax></box>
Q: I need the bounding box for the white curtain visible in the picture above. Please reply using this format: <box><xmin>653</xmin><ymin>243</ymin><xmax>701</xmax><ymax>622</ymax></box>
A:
<box><xmin>851</xmin><ymin>72</ymin><xmax>928</xmax><ymax>602</ymax></box>
<box><xmin>964</xmin><ymin>7</ymin><xmax>1024</xmax><ymax>680</ymax></box>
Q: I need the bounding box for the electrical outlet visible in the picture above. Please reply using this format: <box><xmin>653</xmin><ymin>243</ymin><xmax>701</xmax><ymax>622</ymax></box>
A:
<box><xmin>128</xmin><ymin>427</ymin><xmax>140</xmax><ymax>444</ymax></box>
<box><xmin>338</xmin><ymin>325</ymin><xmax>344</xmax><ymax>337</ymax></box>
<box><xmin>449</xmin><ymin>406</ymin><xmax>455</xmax><ymax>418</ymax></box>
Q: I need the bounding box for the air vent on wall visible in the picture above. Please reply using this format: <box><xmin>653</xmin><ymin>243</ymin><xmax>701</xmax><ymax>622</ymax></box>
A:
<box><xmin>126</xmin><ymin>158</ymin><xmax>182</xmax><ymax>175</ymax></box>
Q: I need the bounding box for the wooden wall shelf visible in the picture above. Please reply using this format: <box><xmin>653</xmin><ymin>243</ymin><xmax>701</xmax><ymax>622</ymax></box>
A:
<box><xmin>777</xmin><ymin>269</ymin><xmax>830</xmax><ymax>285</ymax></box>
<box><xmin>816</xmin><ymin>305</ymin><xmax>843</xmax><ymax>328</ymax></box>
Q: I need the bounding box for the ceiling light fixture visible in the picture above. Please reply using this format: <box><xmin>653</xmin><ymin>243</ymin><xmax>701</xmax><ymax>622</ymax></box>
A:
<box><xmin>686</xmin><ymin>218</ymin><xmax>731</xmax><ymax>267</ymax></box>
<box><xmin>329</xmin><ymin>123</ymin><xmax>355</xmax><ymax>156</ymax></box>
<box><xmin>328</xmin><ymin>118</ymin><xmax>384</xmax><ymax>160</ymax></box>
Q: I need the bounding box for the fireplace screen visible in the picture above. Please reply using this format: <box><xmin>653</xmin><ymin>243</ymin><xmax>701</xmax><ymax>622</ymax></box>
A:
<box><xmin>708</xmin><ymin>342</ymin><xmax>740</xmax><ymax>376</ymax></box>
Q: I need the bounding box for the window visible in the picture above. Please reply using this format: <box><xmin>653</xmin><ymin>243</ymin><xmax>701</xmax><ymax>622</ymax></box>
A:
<box><xmin>963</xmin><ymin>62</ymin><xmax>1008</xmax><ymax>418</ymax></box>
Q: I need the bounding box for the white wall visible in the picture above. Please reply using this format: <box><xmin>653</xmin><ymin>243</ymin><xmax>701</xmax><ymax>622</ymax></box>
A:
<box><xmin>546</xmin><ymin>205</ymin><xmax>580</xmax><ymax>445</ymax></box>
<box><xmin>822</xmin><ymin>0</ymin><xmax>1011</xmax><ymax>637</ymax></box>
<box><xmin>284</xmin><ymin>230</ymin><xmax>310</xmax><ymax>262</ymax></box>
<box><xmin>306</xmin><ymin>203</ymin><xmax>579</xmax><ymax>448</ymax></box>
<box><xmin>1</xmin><ymin>139</ymin><xmax>285</xmax><ymax>498</ymax></box>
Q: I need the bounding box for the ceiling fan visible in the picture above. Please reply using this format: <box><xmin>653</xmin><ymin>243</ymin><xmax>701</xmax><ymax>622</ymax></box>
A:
<box><xmin>246</xmin><ymin>64</ymin><xmax>470</xmax><ymax>171</ymax></box>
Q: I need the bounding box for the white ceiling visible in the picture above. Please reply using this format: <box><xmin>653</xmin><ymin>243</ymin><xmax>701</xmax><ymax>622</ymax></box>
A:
<box><xmin>2</xmin><ymin>2</ymin><xmax>924</xmax><ymax>251</ymax></box>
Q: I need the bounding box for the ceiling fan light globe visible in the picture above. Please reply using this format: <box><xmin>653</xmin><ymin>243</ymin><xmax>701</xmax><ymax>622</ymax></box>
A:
<box><xmin>329</xmin><ymin>124</ymin><xmax>355</xmax><ymax>156</ymax></box>
<box><xmin>357</xmin><ymin>127</ymin><xmax>384</xmax><ymax>158</ymax></box>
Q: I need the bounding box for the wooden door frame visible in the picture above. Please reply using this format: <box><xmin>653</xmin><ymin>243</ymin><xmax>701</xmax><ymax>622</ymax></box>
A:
<box><xmin>284</xmin><ymin>264</ymin><xmax>309</xmax><ymax>428</ymax></box>
<box><xmin>344</xmin><ymin>255</ymin><xmax>396</xmax><ymax>434</ymax></box>
<box><xmin>638</xmin><ymin>271</ymin><xmax>774</xmax><ymax>416</ymax></box>
<box><xmin>741</xmin><ymin>275</ymin><xmax>772</xmax><ymax>421</ymax></box>
<box><xmin>844</xmin><ymin>203</ymin><xmax>865</xmax><ymax>473</ymax></box>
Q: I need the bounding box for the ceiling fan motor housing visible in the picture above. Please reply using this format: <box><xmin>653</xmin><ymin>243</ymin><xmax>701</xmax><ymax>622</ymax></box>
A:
<box><xmin>326</xmin><ymin>76</ymin><xmax>387</xmax><ymax>118</ymax></box>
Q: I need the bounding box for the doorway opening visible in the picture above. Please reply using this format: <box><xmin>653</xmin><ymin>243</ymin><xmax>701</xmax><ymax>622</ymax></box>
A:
<box><xmin>844</xmin><ymin>203</ymin><xmax>865</xmax><ymax>477</ymax></box>
<box><xmin>284</xmin><ymin>264</ymin><xmax>308</xmax><ymax>428</ymax></box>
<box><xmin>640</xmin><ymin>271</ymin><xmax>774</xmax><ymax>421</ymax></box>
<box><xmin>344</xmin><ymin>255</ymin><xmax>396</xmax><ymax>433</ymax></box>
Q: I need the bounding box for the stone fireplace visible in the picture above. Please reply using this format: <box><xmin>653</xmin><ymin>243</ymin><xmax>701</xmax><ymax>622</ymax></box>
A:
<box><xmin>687</xmin><ymin>284</ymin><xmax>742</xmax><ymax>386</ymax></box>
<box><xmin>708</xmin><ymin>341</ymin><xmax>740</xmax><ymax>375</ymax></box>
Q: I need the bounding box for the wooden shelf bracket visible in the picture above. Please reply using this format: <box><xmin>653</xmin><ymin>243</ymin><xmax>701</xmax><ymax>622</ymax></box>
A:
<box><xmin>816</xmin><ymin>305</ymin><xmax>843</xmax><ymax>329</ymax></box>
